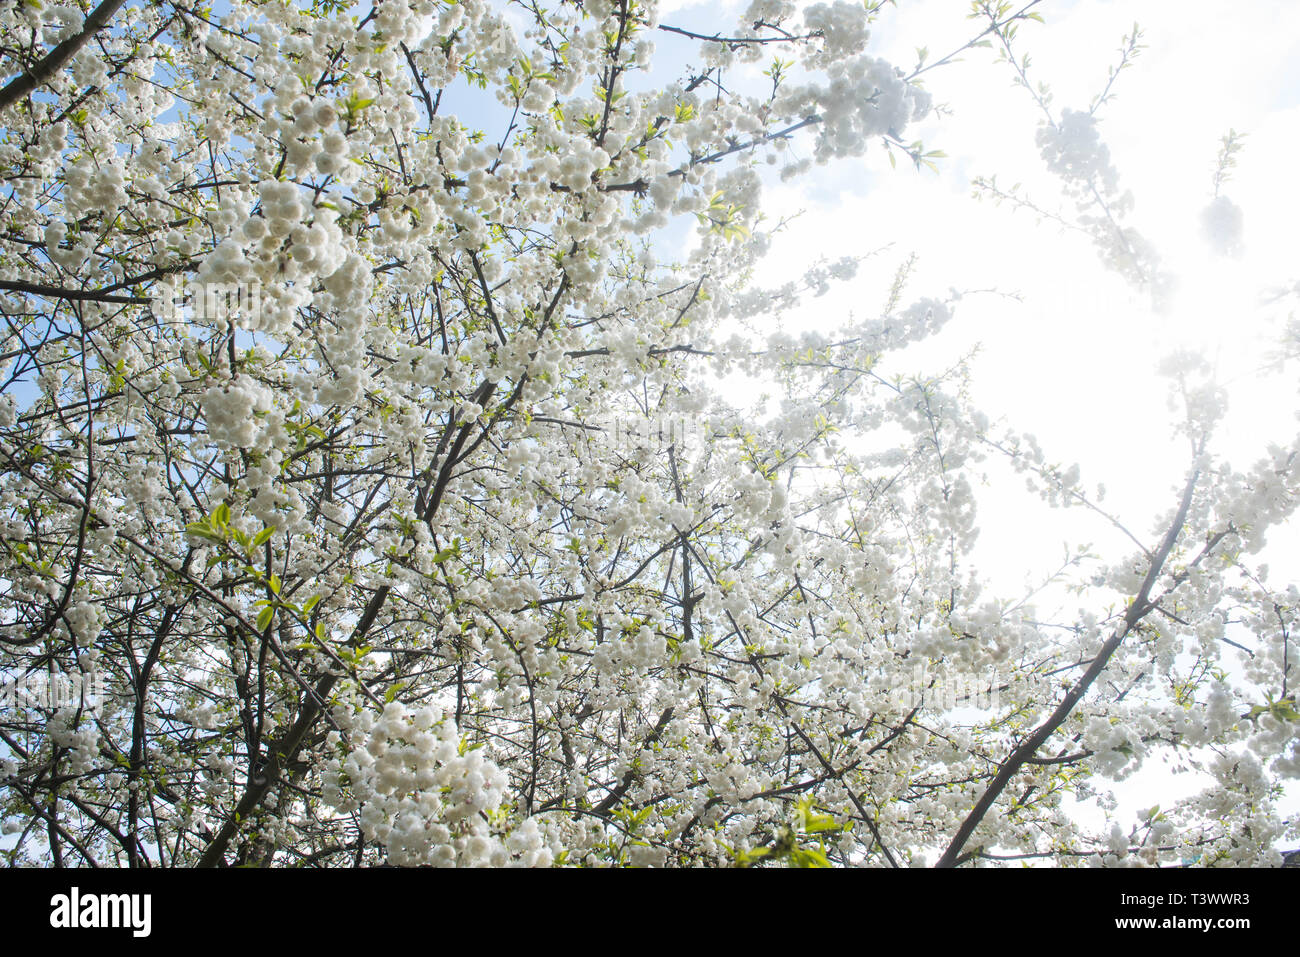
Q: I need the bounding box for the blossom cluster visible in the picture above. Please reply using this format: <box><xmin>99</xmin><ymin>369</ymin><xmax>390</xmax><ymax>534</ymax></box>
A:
<box><xmin>0</xmin><ymin>0</ymin><xmax>1294</xmax><ymax>872</ymax></box>
<box><xmin>322</xmin><ymin>701</ymin><xmax>555</xmax><ymax>867</ymax></box>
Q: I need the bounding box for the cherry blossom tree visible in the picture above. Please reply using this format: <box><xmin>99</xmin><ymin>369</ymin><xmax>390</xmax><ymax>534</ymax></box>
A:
<box><xmin>0</xmin><ymin>0</ymin><xmax>1296</xmax><ymax>868</ymax></box>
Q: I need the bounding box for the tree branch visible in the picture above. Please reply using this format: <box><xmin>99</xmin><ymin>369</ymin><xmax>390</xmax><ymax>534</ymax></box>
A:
<box><xmin>0</xmin><ymin>0</ymin><xmax>129</xmax><ymax>113</ymax></box>
<box><xmin>935</xmin><ymin>460</ymin><xmax>1203</xmax><ymax>867</ymax></box>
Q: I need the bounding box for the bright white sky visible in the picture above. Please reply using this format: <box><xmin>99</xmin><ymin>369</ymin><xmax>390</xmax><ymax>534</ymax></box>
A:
<box><xmin>651</xmin><ymin>0</ymin><xmax>1300</xmax><ymax>592</ymax></box>
<box><xmin>654</xmin><ymin>0</ymin><xmax>1300</xmax><ymax>842</ymax></box>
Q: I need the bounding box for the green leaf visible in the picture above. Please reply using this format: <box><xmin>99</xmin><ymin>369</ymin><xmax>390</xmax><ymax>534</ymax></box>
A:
<box><xmin>791</xmin><ymin>847</ymin><xmax>831</xmax><ymax>868</ymax></box>
<box><xmin>1269</xmin><ymin>700</ymin><xmax>1300</xmax><ymax>722</ymax></box>
<box><xmin>732</xmin><ymin>846</ymin><xmax>771</xmax><ymax>867</ymax></box>
<box><xmin>256</xmin><ymin>605</ymin><xmax>275</xmax><ymax>631</ymax></box>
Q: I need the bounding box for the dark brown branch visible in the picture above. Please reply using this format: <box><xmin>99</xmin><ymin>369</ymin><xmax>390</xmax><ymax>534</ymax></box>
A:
<box><xmin>935</xmin><ymin>462</ymin><xmax>1204</xmax><ymax>867</ymax></box>
<box><xmin>0</xmin><ymin>0</ymin><xmax>129</xmax><ymax>112</ymax></box>
<box><xmin>0</xmin><ymin>279</ymin><xmax>149</xmax><ymax>304</ymax></box>
<box><xmin>657</xmin><ymin>23</ymin><xmax>822</xmax><ymax>47</ymax></box>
